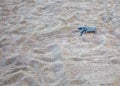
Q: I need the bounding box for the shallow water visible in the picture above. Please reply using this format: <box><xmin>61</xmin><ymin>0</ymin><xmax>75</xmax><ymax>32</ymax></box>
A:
<box><xmin>0</xmin><ymin>0</ymin><xmax>120</xmax><ymax>86</ymax></box>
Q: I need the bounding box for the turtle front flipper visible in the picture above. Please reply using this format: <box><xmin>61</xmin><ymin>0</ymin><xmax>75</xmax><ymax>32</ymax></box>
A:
<box><xmin>81</xmin><ymin>30</ymin><xmax>86</xmax><ymax>36</ymax></box>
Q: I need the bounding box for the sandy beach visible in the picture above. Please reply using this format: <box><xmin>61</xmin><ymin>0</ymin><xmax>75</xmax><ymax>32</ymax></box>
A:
<box><xmin>0</xmin><ymin>0</ymin><xmax>120</xmax><ymax>86</ymax></box>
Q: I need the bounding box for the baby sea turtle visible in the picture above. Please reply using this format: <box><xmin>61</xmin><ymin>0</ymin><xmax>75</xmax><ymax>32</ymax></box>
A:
<box><xmin>78</xmin><ymin>26</ymin><xmax>96</xmax><ymax>36</ymax></box>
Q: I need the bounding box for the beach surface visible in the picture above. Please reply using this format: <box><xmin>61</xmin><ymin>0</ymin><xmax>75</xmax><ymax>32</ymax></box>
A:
<box><xmin>0</xmin><ymin>0</ymin><xmax>120</xmax><ymax>86</ymax></box>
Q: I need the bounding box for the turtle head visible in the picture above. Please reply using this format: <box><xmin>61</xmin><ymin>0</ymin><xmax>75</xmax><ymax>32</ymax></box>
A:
<box><xmin>78</xmin><ymin>27</ymin><xmax>83</xmax><ymax>30</ymax></box>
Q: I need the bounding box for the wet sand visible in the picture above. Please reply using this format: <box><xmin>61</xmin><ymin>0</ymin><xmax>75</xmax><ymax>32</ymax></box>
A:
<box><xmin>0</xmin><ymin>0</ymin><xmax>120</xmax><ymax>86</ymax></box>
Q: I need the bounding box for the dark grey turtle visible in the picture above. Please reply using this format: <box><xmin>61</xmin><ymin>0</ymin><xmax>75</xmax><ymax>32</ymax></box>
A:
<box><xmin>78</xmin><ymin>26</ymin><xmax>96</xmax><ymax>36</ymax></box>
